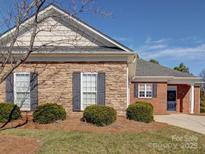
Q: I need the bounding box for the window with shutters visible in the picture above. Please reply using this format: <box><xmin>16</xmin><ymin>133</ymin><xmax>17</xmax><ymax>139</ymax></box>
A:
<box><xmin>138</xmin><ymin>83</ymin><xmax>152</xmax><ymax>98</ymax></box>
<box><xmin>81</xmin><ymin>73</ymin><xmax>97</xmax><ymax>110</ymax></box>
<box><xmin>14</xmin><ymin>72</ymin><xmax>31</xmax><ymax>110</ymax></box>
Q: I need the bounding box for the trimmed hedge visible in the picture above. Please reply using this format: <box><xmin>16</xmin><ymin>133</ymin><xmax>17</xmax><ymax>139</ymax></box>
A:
<box><xmin>0</xmin><ymin>103</ymin><xmax>21</xmax><ymax>123</ymax></box>
<box><xmin>201</xmin><ymin>107</ymin><xmax>205</xmax><ymax>113</ymax></box>
<box><xmin>201</xmin><ymin>90</ymin><xmax>205</xmax><ymax>113</ymax></box>
<box><xmin>33</xmin><ymin>103</ymin><xmax>66</xmax><ymax>124</ymax></box>
<box><xmin>83</xmin><ymin>105</ymin><xmax>117</xmax><ymax>126</ymax></box>
<box><xmin>126</xmin><ymin>101</ymin><xmax>153</xmax><ymax>123</ymax></box>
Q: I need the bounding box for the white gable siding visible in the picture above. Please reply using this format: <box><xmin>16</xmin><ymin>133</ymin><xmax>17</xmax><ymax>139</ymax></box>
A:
<box><xmin>9</xmin><ymin>17</ymin><xmax>98</xmax><ymax>47</ymax></box>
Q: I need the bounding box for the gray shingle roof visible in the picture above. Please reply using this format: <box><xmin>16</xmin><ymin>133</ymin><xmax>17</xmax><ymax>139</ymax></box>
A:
<box><xmin>136</xmin><ymin>59</ymin><xmax>195</xmax><ymax>77</ymax></box>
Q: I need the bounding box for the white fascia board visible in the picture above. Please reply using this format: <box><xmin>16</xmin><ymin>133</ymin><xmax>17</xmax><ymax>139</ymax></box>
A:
<box><xmin>134</xmin><ymin>76</ymin><xmax>202</xmax><ymax>80</ymax></box>
<box><xmin>133</xmin><ymin>76</ymin><xmax>203</xmax><ymax>84</ymax></box>
<box><xmin>132</xmin><ymin>78</ymin><xmax>168</xmax><ymax>82</ymax></box>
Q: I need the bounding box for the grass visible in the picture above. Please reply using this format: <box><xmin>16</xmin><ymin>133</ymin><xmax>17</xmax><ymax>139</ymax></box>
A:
<box><xmin>1</xmin><ymin>126</ymin><xmax>205</xmax><ymax>154</ymax></box>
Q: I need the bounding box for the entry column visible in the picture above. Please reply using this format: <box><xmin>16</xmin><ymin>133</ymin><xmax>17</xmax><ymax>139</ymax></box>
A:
<box><xmin>190</xmin><ymin>84</ymin><xmax>195</xmax><ymax>114</ymax></box>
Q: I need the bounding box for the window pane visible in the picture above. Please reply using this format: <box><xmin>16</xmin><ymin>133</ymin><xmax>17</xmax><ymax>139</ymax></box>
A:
<box><xmin>146</xmin><ymin>91</ymin><xmax>152</xmax><ymax>97</ymax></box>
<box><xmin>139</xmin><ymin>84</ymin><xmax>145</xmax><ymax>97</ymax></box>
<box><xmin>15</xmin><ymin>73</ymin><xmax>30</xmax><ymax>108</ymax></box>
<box><xmin>146</xmin><ymin>84</ymin><xmax>152</xmax><ymax>98</ymax></box>
<box><xmin>15</xmin><ymin>92</ymin><xmax>30</xmax><ymax>107</ymax></box>
<box><xmin>139</xmin><ymin>84</ymin><xmax>145</xmax><ymax>91</ymax></box>
<box><xmin>82</xmin><ymin>73</ymin><xmax>97</xmax><ymax>109</ymax></box>
<box><xmin>146</xmin><ymin>84</ymin><xmax>152</xmax><ymax>91</ymax></box>
<box><xmin>139</xmin><ymin>91</ymin><xmax>145</xmax><ymax>97</ymax></box>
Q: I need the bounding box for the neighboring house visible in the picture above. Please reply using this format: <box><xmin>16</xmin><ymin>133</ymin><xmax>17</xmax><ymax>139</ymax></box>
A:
<box><xmin>0</xmin><ymin>5</ymin><xmax>203</xmax><ymax>115</ymax></box>
<box><xmin>130</xmin><ymin>59</ymin><xmax>203</xmax><ymax>114</ymax></box>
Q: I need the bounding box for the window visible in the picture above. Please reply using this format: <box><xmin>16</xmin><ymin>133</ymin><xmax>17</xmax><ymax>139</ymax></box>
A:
<box><xmin>138</xmin><ymin>83</ymin><xmax>152</xmax><ymax>98</ymax></box>
<box><xmin>14</xmin><ymin>73</ymin><xmax>30</xmax><ymax>110</ymax></box>
<box><xmin>81</xmin><ymin>73</ymin><xmax>97</xmax><ymax>110</ymax></box>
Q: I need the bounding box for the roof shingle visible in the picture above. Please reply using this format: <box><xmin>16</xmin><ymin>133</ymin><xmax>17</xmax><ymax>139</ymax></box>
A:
<box><xmin>136</xmin><ymin>59</ymin><xmax>195</xmax><ymax>77</ymax></box>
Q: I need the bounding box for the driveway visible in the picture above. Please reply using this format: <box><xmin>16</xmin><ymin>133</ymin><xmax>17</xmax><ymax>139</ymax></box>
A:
<box><xmin>154</xmin><ymin>114</ymin><xmax>205</xmax><ymax>135</ymax></box>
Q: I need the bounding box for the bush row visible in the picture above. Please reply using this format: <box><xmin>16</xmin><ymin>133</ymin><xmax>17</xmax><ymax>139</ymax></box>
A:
<box><xmin>0</xmin><ymin>101</ymin><xmax>154</xmax><ymax>126</ymax></box>
<box><xmin>0</xmin><ymin>103</ymin><xmax>66</xmax><ymax>124</ymax></box>
<box><xmin>83</xmin><ymin>101</ymin><xmax>153</xmax><ymax>126</ymax></box>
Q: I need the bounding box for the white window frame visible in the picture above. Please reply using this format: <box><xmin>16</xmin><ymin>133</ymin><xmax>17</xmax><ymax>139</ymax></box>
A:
<box><xmin>14</xmin><ymin>72</ymin><xmax>31</xmax><ymax>111</ymax></box>
<box><xmin>80</xmin><ymin>72</ymin><xmax>98</xmax><ymax>110</ymax></box>
<box><xmin>138</xmin><ymin>83</ymin><xmax>153</xmax><ymax>98</ymax></box>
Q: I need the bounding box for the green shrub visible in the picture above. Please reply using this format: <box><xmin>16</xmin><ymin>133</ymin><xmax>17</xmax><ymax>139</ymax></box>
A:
<box><xmin>0</xmin><ymin>103</ymin><xmax>21</xmax><ymax>123</ymax></box>
<box><xmin>200</xmin><ymin>107</ymin><xmax>205</xmax><ymax>113</ymax></box>
<box><xmin>126</xmin><ymin>101</ymin><xmax>153</xmax><ymax>123</ymax></box>
<box><xmin>201</xmin><ymin>90</ymin><xmax>205</xmax><ymax>113</ymax></box>
<box><xmin>33</xmin><ymin>103</ymin><xmax>66</xmax><ymax>124</ymax></box>
<box><xmin>83</xmin><ymin>105</ymin><xmax>117</xmax><ymax>126</ymax></box>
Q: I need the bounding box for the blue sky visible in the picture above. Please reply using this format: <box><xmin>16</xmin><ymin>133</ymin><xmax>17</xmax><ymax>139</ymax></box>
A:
<box><xmin>1</xmin><ymin>0</ymin><xmax>205</xmax><ymax>75</ymax></box>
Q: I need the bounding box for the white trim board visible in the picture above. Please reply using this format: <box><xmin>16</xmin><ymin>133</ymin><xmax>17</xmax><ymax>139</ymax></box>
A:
<box><xmin>133</xmin><ymin>76</ymin><xmax>203</xmax><ymax>84</ymax></box>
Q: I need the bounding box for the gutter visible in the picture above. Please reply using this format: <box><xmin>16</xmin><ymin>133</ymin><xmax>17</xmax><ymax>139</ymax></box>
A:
<box><xmin>132</xmin><ymin>76</ymin><xmax>204</xmax><ymax>84</ymax></box>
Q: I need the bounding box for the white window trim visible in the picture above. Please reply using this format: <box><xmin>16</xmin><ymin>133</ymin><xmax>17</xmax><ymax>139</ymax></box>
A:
<box><xmin>80</xmin><ymin>72</ymin><xmax>98</xmax><ymax>110</ymax></box>
<box><xmin>138</xmin><ymin>83</ymin><xmax>153</xmax><ymax>98</ymax></box>
<box><xmin>14</xmin><ymin>72</ymin><xmax>31</xmax><ymax>111</ymax></box>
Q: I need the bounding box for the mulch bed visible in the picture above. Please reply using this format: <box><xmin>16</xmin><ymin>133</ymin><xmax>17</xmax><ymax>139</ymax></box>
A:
<box><xmin>0</xmin><ymin>135</ymin><xmax>40</xmax><ymax>154</ymax></box>
<box><xmin>1</xmin><ymin>113</ymin><xmax>168</xmax><ymax>134</ymax></box>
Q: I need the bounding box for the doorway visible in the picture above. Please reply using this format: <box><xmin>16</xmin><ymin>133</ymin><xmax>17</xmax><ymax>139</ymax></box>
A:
<box><xmin>167</xmin><ymin>86</ymin><xmax>177</xmax><ymax>111</ymax></box>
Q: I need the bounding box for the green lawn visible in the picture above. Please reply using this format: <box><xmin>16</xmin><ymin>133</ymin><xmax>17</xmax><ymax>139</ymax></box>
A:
<box><xmin>1</xmin><ymin>126</ymin><xmax>205</xmax><ymax>154</ymax></box>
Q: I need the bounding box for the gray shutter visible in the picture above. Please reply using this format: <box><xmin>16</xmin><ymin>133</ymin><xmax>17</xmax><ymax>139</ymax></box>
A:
<box><xmin>97</xmin><ymin>72</ymin><xmax>105</xmax><ymax>105</ymax></box>
<box><xmin>152</xmin><ymin>83</ymin><xmax>157</xmax><ymax>98</ymax></box>
<box><xmin>72</xmin><ymin>72</ymin><xmax>81</xmax><ymax>111</ymax></box>
<box><xmin>30</xmin><ymin>72</ymin><xmax>38</xmax><ymax>111</ymax></box>
<box><xmin>6</xmin><ymin>73</ymin><xmax>14</xmax><ymax>103</ymax></box>
<box><xmin>134</xmin><ymin>83</ymin><xmax>138</xmax><ymax>98</ymax></box>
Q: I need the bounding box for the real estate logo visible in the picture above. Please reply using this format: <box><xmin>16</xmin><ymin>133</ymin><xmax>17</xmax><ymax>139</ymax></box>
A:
<box><xmin>148</xmin><ymin>134</ymin><xmax>200</xmax><ymax>151</ymax></box>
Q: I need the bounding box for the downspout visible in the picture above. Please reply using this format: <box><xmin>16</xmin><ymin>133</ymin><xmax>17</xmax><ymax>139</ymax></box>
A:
<box><xmin>127</xmin><ymin>65</ymin><xmax>129</xmax><ymax>107</ymax></box>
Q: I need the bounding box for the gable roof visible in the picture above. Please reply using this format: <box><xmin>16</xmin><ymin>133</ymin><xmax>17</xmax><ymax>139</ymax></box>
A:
<box><xmin>0</xmin><ymin>4</ymin><xmax>134</xmax><ymax>53</ymax></box>
<box><xmin>135</xmin><ymin>59</ymin><xmax>195</xmax><ymax>78</ymax></box>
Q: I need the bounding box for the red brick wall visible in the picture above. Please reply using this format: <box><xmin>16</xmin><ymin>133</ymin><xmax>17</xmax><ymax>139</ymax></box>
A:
<box><xmin>130</xmin><ymin>82</ymin><xmax>167</xmax><ymax>114</ymax></box>
<box><xmin>175</xmin><ymin>84</ymin><xmax>190</xmax><ymax>113</ymax></box>
<box><xmin>194</xmin><ymin>86</ymin><xmax>200</xmax><ymax>113</ymax></box>
<box><xmin>175</xmin><ymin>85</ymin><xmax>200</xmax><ymax>114</ymax></box>
<box><xmin>130</xmin><ymin>83</ymin><xmax>200</xmax><ymax>114</ymax></box>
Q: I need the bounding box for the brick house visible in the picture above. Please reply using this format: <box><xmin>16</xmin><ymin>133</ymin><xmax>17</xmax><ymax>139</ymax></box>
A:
<box><xmin>0</xmin><ymin>5</ymin><xmax>203</xmax><ymax>115</ymax></box>
<box><xmin>130</xmin><ymin>59</ymin><xmax>203</xmax><ymax>114</ymax></box>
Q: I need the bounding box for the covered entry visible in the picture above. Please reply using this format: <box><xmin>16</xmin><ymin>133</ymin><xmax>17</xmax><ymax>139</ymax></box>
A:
<box><xmin>167</xmin><ymin>80</ymin><xmax>200</xmax><ymax>114</ymax></box>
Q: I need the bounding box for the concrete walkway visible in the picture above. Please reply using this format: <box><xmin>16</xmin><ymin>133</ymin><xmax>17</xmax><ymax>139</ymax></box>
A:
<box><xmin>154</xmin><ymin>114</ymin><xmax>205</xmax><ymax>135</ymax></box>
